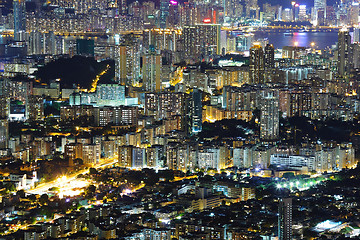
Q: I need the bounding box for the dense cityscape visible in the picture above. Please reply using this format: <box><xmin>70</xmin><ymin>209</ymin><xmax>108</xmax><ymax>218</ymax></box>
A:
<box><xmin>0</xmin><ymin>0</ymin><xmax>360</xmax><ymax>239</ymax></box>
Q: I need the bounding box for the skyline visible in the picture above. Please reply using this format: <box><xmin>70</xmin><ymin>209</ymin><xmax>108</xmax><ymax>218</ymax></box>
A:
<box><xmin>0</xmin><ymin>0</ymin><xmax>360</xmax><ymax>239</ymax></box>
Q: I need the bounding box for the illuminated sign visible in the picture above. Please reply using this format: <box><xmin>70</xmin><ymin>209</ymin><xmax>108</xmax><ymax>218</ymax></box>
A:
<box><xmin>203</xmin><ymin>18</ymin><xmax>211</xmax><ymax>23</ymax></box>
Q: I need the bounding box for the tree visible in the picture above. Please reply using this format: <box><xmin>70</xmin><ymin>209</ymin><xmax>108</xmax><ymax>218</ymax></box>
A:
<box><xmin>5</xmin><ymin>182</ymin><xmax>16</xmax><ymax>193</ymax></box>
<box><xmin>39</xmin><ymin>194</ymin><xmax>49</xmax><ymax>205</ymax></box>
<box><xmin>282</xmin><ymin>172</ymin><xmax>295</xmax><ymax>179</ymax></box>
<box><xmin>85</xmin><ymin>185</ymin><xmax>96</xmax><ymax>199</ymax></box>
<box><xmin>89</xmin><ymin>168</ymin><xmax>98</xmax><ymax>175</ymax></box>
<box><xmin>17</xmin><ymin>189</ymin><xmax>25</xmax><ymax>198</ymax></box>
<box><xmin>28</xmin><ymin>194</ymin><xmax>37</xmax><ymax>203</ymax></box>
<box><xmin>73</xmin><ymin>158</ymin><xmax>83</xmax><ymax>166</ymax></box>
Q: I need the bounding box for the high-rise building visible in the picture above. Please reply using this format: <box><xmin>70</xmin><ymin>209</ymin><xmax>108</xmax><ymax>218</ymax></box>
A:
<box><xmin>338</xmin><ymin>28</ymin><xmax>351</xmax><ymax>77</ymax></box>
<box><xmin>115</xmin><ymin>36</ymin><xmax>142</xmax><ymax>86</ymax></box>
<box><xmin>43</xmin><ymin>31</ymin><xmax>56</xmax><ymax>55</ymax></box>
<box><xmin>82</xmin><ymin>144</ymin><xmax>101</xmax><ymax>166</ymax></box>
<box><xmin>264</xmin><ymin>44</ymin><xmax>275</xmax><ymax>69</ymax></box>
<box><xmin>235</xmin><ymin>33</ymin><xmax>253</xmax><ymax>51</ymax></box>
<box><xmin>119</xmin><ymin>145</ymin><xmax>133</xmax><ymax>168</ymax></box>
<box><xmin>146</xmin><ymin>145</ymin><xmax>164</xmax><ymax>168</ymax></box>
<box><xmin>94</xmin><ymin>106</ymin><xmax>138</xmax><ymax>126</ymax></box>
<box><xmin>249</xmin><ymin>43</ymin><xmax>264</xmax><ymax>84</ymax></box>
<box><xmin>278</xmin><ymin>198</ymin><xmax>292</xmax><ymax>240</ymax></box>
<box><xmin>118</xmin><ymin>0</ymin><xmax>127</xmax><ymax>15</ymax></box>
<box><xmin>102</xmin><ymin>140</ymin><xmax>116</xmax><ymax>159</ymax></box>
<box><xmin>317</xmin><ymin>9</ymin><xmax>326</xmax><ymax>26</ymax></box>
<box><xmin>0</xmin><ymin>96</ymin><xmax>9</xmax><ymax>119</ymax></box>
<box><xmin>352</xmin><ymin>43</ymin><xmax>360</xmax><ymax>69</ymax></box>
<box><xmin>190</xmin><ymin>89</ymin><xmax>202</xmax><ymax>134</ymax></box>
<box><xmin>0</xmin><ymin>119</ymin><xmax>8</xmax><ymax>149</ymax></box>
<box><xmin>298</xmin><ymin>5</ymin><xmax>307</xmax><ymax>21</ymax></box>
<box><xmin>354</xmin><ymin>27</ymin><xmax>360</xmax><ymax>43</ymax></box>
<box><xmin>314</xmin><ymin>0</ymin><xmax>326</xmax><ymax>24</ymax></box>
<box><xmin>183</xmin><ymin>24</ymin><xmax>220</xmax><ymax>60</ymax></box>
<box><xmin>96</xmin><ymin>84</ymin><xmax>125</xmax><ymax>106</ymax></box>
<box><xmin>26</xmin><ymin>95</ymin><xmax>44</xmax><ymax>121</ymax></box>
<box><xmin>115</xmin><ymin>45</ymin><xmax>127</xmax><ymax>85</ymax></box>
<box><xmin>245</xmin><ymin>0</ymin><xmax>259</xmax><ymax>18</ymax></box>
<box><xmin>325</xmin><ymin>6</ymin><xmax>336</xmax><ymax>26</ymax></box>
<box><xmin>142</xmin><ymin>1</ymin><xmax>156</xmax><ymax>24</ymax></box>
<box><xmin>350</xmin><ymin>3</ymin><xmax>359</xmax><ymax>25</ymax></box>
<box><xmin>145</xmin><ymin>92</ymin><xmax>185</xmax><ymax>120</ymax></box>
<box><xmin>282</xmin><ymin>8</ymin><xmax>292</xmax><ymax>21</ymax></box>
<box><xmin>142</xmin><ymin>51</ymin><xmax>162</xmax><ymax>92</ymax></box>
<box><xmin>224</xmin><ymin>0</ymin><xmax>243</xmax><ymax>20</ymax></box>
<box><xmin>28</xmin><ymin>31</ymin><xmax>42</xmax><ymax>55</ymax></box>
<box><xmin>132</xmin><ymin>147</ymin><xmax>146</xmax><ymax>168</ymax></box>
<box><xmin>13</xmin><ymin>0</ymin><xmax>26</xmax><ymax>41</ymax></box>
<box><xmin>143</xmin><ymin>29</ymin><xmax>180</xmax><ymax>51</ymax></box>
<box><xmin>260</xmin><ymin>91</ymin><xmax>279</xmax><ymax>141</ymax></box>
<box><xmin>166</xmin><ymin>143</ymin><xmax>188</xmax><ymax>171</ymax></box>
<box><xmin>168</xmin><ymin>2</ymin><xmax>180</xmax><ymax>28</ymax></box>
<box><xmin>159</xmin><ymin>0</ymin><xmax>169</xmax><ymax>28</ymax></box>
<box><xmin>65</xmin><ymin>143</ymin><xmax>83</xmax><ymax>166</ymax></box>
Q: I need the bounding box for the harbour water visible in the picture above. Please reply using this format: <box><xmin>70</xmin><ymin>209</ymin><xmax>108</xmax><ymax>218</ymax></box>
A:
<box><xmin>254</xmin><ymin>30</ymin><xmax>340</xmax><ymax>49</ymax></box>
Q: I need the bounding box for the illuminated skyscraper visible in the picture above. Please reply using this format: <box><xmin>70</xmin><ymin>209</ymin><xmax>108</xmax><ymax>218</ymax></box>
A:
<box><xmin>142</xmin><ymin>1</ymin><xmax>156</xmax><ymax>26</ymax></box>
<box><xmin>115</xmin><ymin>35</ymin><xmax>142</xmax><ymax>86</ymax></box>
<box><xmin>118</xmin><ymin>0</ymin><xmax>127</xmax><ymax>15</ymax></box>
<box><xmin>264</xmin><ymin>44</ymin><xmax>275</xmax><ymax>69</ymax></box>
<box><xmin>350</xmin><ymin>2</ymin><xmax>359</xmax><ymax>25</ymax></box>
<box><xmin>352</xmin><ymin>43</ymin><xmax>360</xmax><ymax>69</ymax></box>
<box><xmin>82</xmin><ymin>144</ymin><xmax>101</xmax><ymax>166</ymax></box>
<box><xmin>28</xmin><ymin>31</ymin><xmax>42</xmax><ymax>55</ymax></box>
<box><xmin>142</xmin><ymin>50</ymin><xmax>162</xmax><ymax>92</ymax></box>
<box><xmin>0</xmin><ymin>119</ymin><xmax>8</xmax><ymax>149</ymax></box>
<box><xmin>314</xmin><ymin>0</ymin><xmax>326</xmax><ymax>24</ymax></box>
<box><xmin>119</xmin><ymin>146</ymin><xmax>133</xmax><ymax>168</ymax></box>
<box><xmin>168</xmin><ymin>2</ymin><xmax>180</xmax><ymax>28</ymax></box>
<box><xmin>190</xmin><ymin>89</ymin><xmax>202</xmax><ymax>134</ymax></box>
<box><xmin>298</xmin><ymin>5</ymin><xmax>307</xmax><ymax>21</ymax></box>
<box><xmin>159</xmin><ymin>0</ymin><xmax>169</xmax><ymax>28</ymax></box>
<box><xmin>278</xmin><ymin>198</ymin><xmax>292</xmax><ymax>240</ymax></box>
<box><xmin>13</xmin><ymin>0</ymin><xmax>26</xmax><ymax>41</ymax></box>
<box><xmin>244</xmin><ymin>0</ymin><xmax>258</xmax><ymax>18</ymax></box>
<box><xmin>26</xmin><ymin>96</ymin><xmax>44</xmax><ymax>121</ymax></box>
<box><xmin>314</xmin><ymin>0</ymin><xmax>326</xmax><ymax>12</ymax></box>
<box><xmin>249</xmin><ymin>43</ymin><xmax>264</xmax><ymax>84</ymax></box>
<box><xmin>183</xmin><ymin>24</ymin><xmax>220</xmax><ymax>60</ymax></box>
<box><xmin>115</xmin><ymin>45</ymin><xmax>127</xmax><ymax>85</ymax></box>
<box><xmin>235</xmin><ymin>33</ymin><xmax>253</xmax><ymax>51</ymax></box>
<box><xmin>96</xmin><ymin>84</ymin><xmax>126</xmax><ymax>106</ymax></box>
<box><xmin>338</xmin><ymin>28</ymin><xmax>351</xmax><ymax>77</ymax></box>
<box><xmin>260</xmin><ymin>91</ymin><xmax>279</xmax><ymax>141</ymax></box>
<box><xmin>0</xmin><ymin>96</ymin><xmax>9</xmax><ymax>119</ymax></box>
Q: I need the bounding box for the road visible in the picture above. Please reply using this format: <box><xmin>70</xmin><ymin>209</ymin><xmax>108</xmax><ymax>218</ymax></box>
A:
<box><xmin>26</xmin><ymin>157</ymin><xmax>118</xmax><ymax>195</ymax></box>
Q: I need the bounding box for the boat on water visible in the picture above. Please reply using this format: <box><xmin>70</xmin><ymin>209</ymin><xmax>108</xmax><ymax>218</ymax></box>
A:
<box><xmin>284</xmin><ymin>32</ymin><xmax>293</xmax><ymax>36</ymax></box>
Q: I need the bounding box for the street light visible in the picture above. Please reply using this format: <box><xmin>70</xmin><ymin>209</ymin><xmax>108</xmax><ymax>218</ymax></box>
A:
<box><xmin>294</xmin><ymin>41</ymin><xmax>298</xmax><ymax>47</ymax></box>
<box><xmin>311</xmin><ymin>42</ymin><xmax>315</xmax><ymax>47</ymax></box>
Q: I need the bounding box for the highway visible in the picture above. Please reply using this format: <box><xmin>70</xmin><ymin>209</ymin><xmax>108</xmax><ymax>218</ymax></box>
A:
<box><xmin>26</xmin><ymin>157</ymin><xmax>118</xmax><ymax>195</ymax></box>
